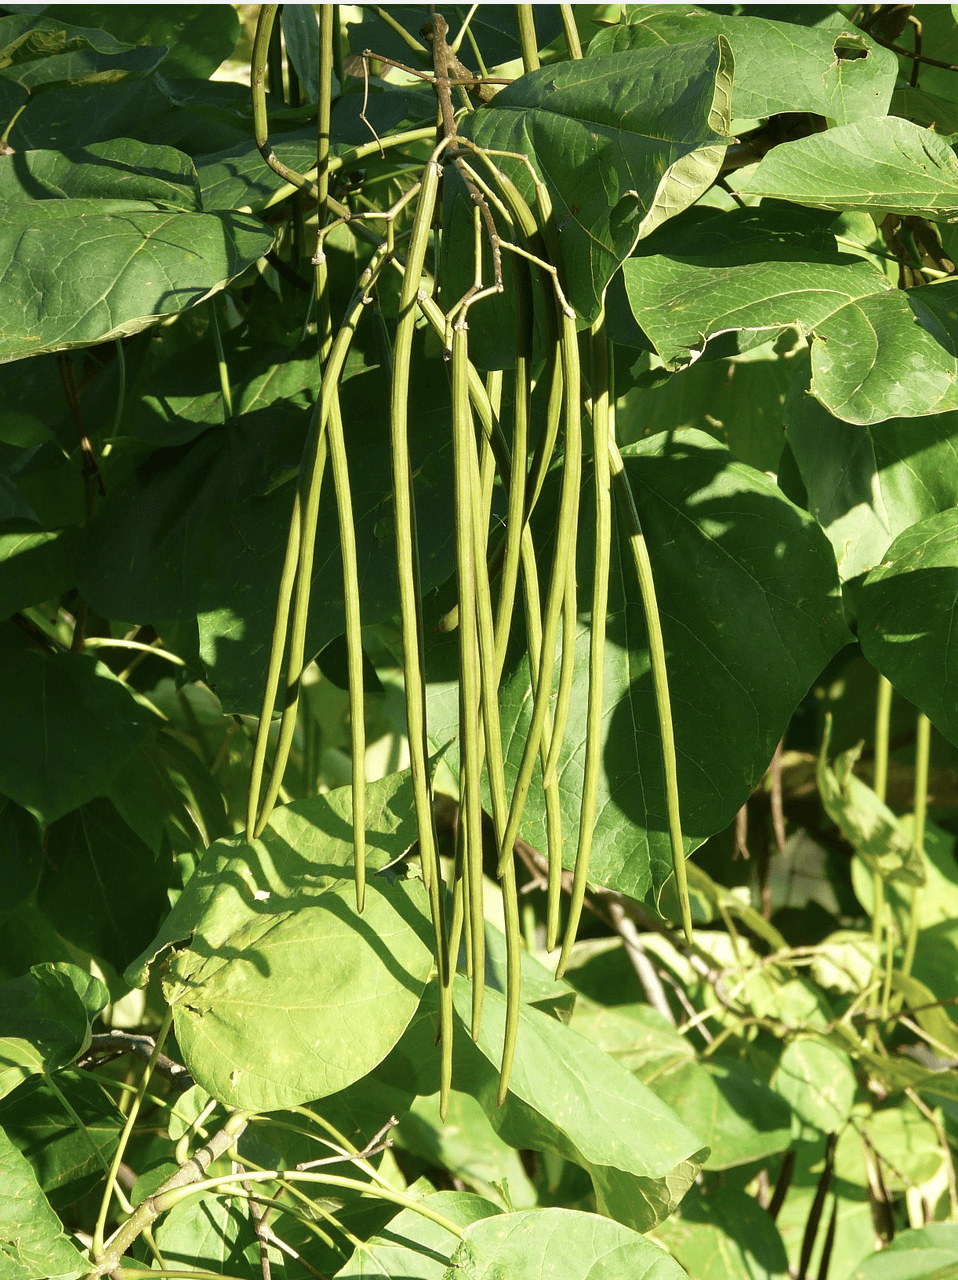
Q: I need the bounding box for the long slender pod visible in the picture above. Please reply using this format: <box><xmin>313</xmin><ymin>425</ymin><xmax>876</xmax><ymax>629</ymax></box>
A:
<box><xmin>389</xmin><ymin>158</ymin><xmax>454</xmax><ymax>1111</ymax></box>
<box><xmin>417</xmin><ymin>283</ymin><xmax>563</xmax><ymax>944</ymax></box>
<box><xmin>451</xmin><ymin>323</ymin><xmax>486</xmax><ymax>1037</ymax></box>
<box><xmin>246</xmin><ymin>500</ymin><xmax>302</xmax><ymax>841</ymax></box>
<box><xmin>556</xmin><ymin>316</ymin><xmax>612</xmax><ymax>977</ymax></box>
<box><xmin>464</xmin><ymin>370</ymin><xmax>524</xmax><ymax>1106</ymax></box>
<box><xmin>608</xmin><ymin>435</ymin><xmax>693</xmax><ymax>943</ymax></box>
<box><xmin>247</xmin><ymin>3</ymin><xmax>339</xmax><ymax>843</ymax></box>
<box><xmin>254</xmin><ymin>253</ymin><xmax>388</xmax><ymax>838</ymax></box>
<box><xmin>324</xmin><ymin>392</ymin><xmax>368</xmax><ymax>910</ymax></box>
<box><xmin>497</xmin><ymin>310</ymin><xmax>582</xmax><ymax>877</ymax></box>
<box><xmin>493</xmin><ymin>259</ymin><xmax>534</xmax><ymax>674</ymax></box>
<box><xmin>318</xmin><ymin>4</ymin><xmax>366</xmax><ymax>910</ymax></box>
<box><xmin>542</xmin><ymin>553</ymin><xmax>577</xmax><ymax>789</ymax></box>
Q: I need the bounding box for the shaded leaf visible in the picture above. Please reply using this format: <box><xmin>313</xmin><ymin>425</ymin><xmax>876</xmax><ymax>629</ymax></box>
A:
<box><xmin>0</xmin><ymin>962</ymin><xmax>107</xmax><ymax>1101</ymax></box>
<box><xmin>38</xmin><ymin>797</ymin><xmax>171</xmax><ymax>974</ymax></box>
<box><xmin>621</xmin><ymin>209</ymin><xmax>958</xmax><ymax>425</ymax></box>
<box><xmin>654</xmin><ymin>1185</ymin><xmax>789</xmax><ymax>1280</ymax></box>
<box><xmin>394</xmin><ymin>977</ymin><xmax>709</xmax><ymax>1234</ymax></box>
<box><xmin>835</xmin><ymin>1101</ymin><xmax>944</xmax><ymax>1192</ymax></box>
<box><xmin>0</xmin><ymin>139</ymin><xmax>201</xmax><ymax>209</ymax></box>
<box><xmin>450</xmin><ymin>36</ymin><xmax>732</xmax><ymax>357</ymax></box>
<box><xmin>817</xmin><ymin>719</ymin><xmax>926</xmax><ymax>886</ymax></box>
<box><xmin>784</xmin><ymin>367</ymin><xmax>958</xmax><ymax>582</ymax></box>
<box><xmin>0</xmin><ymin>649</ymin><xmax>157</xmax><ymax>826</ymax></box>
<box><xmin>645</xmin><ymin>1056</ymin><xmax>793</xmax><ymax>1170</ymax></box>
<box><xmin>197</xmin><ymin>357</ymin><xmax>456</xmax><ymax>713</ymax></box>
<box><xmin>0</xmin><ymin>1070</ymin><xmax>122</xmax><ymax>1210</ymax></box>
<box><xmin>38</xmin><ymin>4</ymin><xmax>240</xmax><ymax>81</ymax></box>
<box><xmin>78</xmin><ymin>408</ymin><xmax>307</xmax><ymax>622</ymax></box>
<box><xmin>0</xmin><ymin>203</ymin><xmax>273</xmax><ymax>362</ymax></box>
<box><xmin>396</xmin><ymin>1091</ymin><xmax>537</xmax><ymax>1210</ymax></box>
<box><xmin>0</xmin><ymin>14</ymin><xmax>164</xmax><ymax>92</ymax></box>
<box><xmin>848</xmin><ymin>1224</ymin><xmax>958</xmax><ymax>1280</ymax></box>
<box><xmin>858</xmin><ymin>510</ymin><xmax>958</xmax><ymax>747</ymax></box>
<box><xmin>197</xmin><ymin>134</ymin><xmax>322</xmax><ymax>213</ymax></box>
<box><xmin>0</xmin><ymin>523</ymin><xmax>80</xmax><ymax>619</ymax></box>
<box><xmin>0</xmin><ymin>797</ymin><xmax>43</xmax><ymax>913</ymax></box>
<box><xmin>154</xmin><ymin>1191</ymin><xmax>263</xmax><ymax>1277</ymax></box>
<box><xmin>0</xmin><ymin>1127</ymin><xmax>86</xmax><ymax>1280</ymax></box>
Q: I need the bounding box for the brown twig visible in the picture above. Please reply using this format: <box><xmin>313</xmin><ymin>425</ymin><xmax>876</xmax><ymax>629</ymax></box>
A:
<box><xmin>79</xmin><ymin>1032</ymin><xmax>194</xmax><ymax>1092</ymax></box>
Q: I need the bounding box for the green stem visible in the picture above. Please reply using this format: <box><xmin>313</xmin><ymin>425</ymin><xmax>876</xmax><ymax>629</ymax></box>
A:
<box><xmin>87</xmin><ymin>1109</ymin><xmax>251</xmax><ymax>1279</ymax></box>
<box><xmin>872</xmin><ymin>676</ymin><xmax>892</xmax><ymax>951</ymax></box>
<box><xmin>111</xmin><ymin>338</ymin><xmax>126</xmax><ymax>437</ymax></box>
<box><xmin>155</xmin><ymin>1168</ymin><xmax>464</xmax><ymax>1237</ymax></box>
<box><xmin>45</xmin><ymin>1072</ymin><xmax>129</xmax><ymax>1205</ymax></box>
<box><xmin>92</xmin><ymin>1007</ymin><xmax>173</xmax><ymax>1261</ymax></box>
<box><xmin>210</xmin><ymin>302</ymin><xmax>233</xmax><ymax>422</ymax></box>
<box><xmin>902</xmin><ymin>711</ymin><xmax>930</xmax><ymax>977</ymax></box>
<box><xmin>516</xmin><ymin>5</ymin><xmax>541</xmax><ymax>72</ymax></box>
<box><xmin>559</xmin><ymin>5</ymin><xmax>583</xmax><ymax>58</ymax></box>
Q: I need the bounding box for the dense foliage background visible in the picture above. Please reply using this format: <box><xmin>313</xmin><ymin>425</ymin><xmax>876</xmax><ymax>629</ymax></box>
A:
<box><xmin>4</xmin><ymin>4</ymin><xmax>958</xmax><ymax>1278</ymax></box>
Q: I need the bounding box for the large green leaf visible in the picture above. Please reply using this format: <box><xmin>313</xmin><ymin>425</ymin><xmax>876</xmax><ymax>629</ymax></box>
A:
<box><xmin>835</xmin><ymin>1100</ymin><xmax>944</xmax><ymax>1193</ymax></box>
<box><xmin>126</xmin><ymin>771</ymin><xmax>433</xmax><ymax>1111</ymax></box>
<box><xmin>654</xmin><ymin>1186</ymin><xmax>789</xmax><ymax>1280</ymax></box>
<box><xmin>393</xmin><ymin>977</ymin><xmax>708</xmax><ymax>1234</ymax></box>
<box><xmin>848</xmin><ymin>1225</ymin><xmax>958</xmax><ymax>1280</ymax></box>
<box><xmin>0</xmin><ymin>963</ymin><xmax>107</xmax><ymax>1102</ymax></box>
<box><xmin>450</xmin><ymin>36</ymin><xmax>732</xmax><ymax>352</ymax></box>
<box><xmin>38</xmin><ymin>5</ymin><xmax>240</xmax><ymax>81</ymax></box>
<box><xmin>0</xmin><ymin>649</ymin><xmax>157</xmax><ymax>826</ymax></box>
<box><xmin>38</xmin><ymin>798</ymin><xmax>171</xmax><ymax>974</ymax></box>
<box><xmin>784</xmin><ymin>369</ymin><xmax>958</xmax><ymax>581</ymax></box>
<box><xmin>336</xmin><ymin>1190</ymin><xmax>500</xmax><ymax>1279</ymax></box>
<box><xmin>0</xmin><ymin>1070</ymin><xmax>122</xmax><ymax>1210</ymax></box>
<box><xmin>595</xmin><ymin>7</ymin><xmax>896</xmax><ymax>123</ymax></box>
<box><xmin>0</xmin><ymin>523</ymin><xmax>80</xmax><ymax>619</ymax></box>
<box><xmin>620</xmin><ymin>213</ymin><xmax>890</xmax><ymax>367</ymax></box>
<box><xmin>0</xmin><ymin>14</ymin><xmax>165</xmax><ymax>91</ymax></box>
<box><xmin>857</xmin><ymin>509</ymin><xmax>958</xmax><ymax>746</ymax></box>
<box><xmin>78</xmin><ymin>407</ymin><xmax>307</xmax><ymax>623</ymax></box>
<box><xmin>396</xmin><ymin>1090</ymin><xmax>537</xmax><ymax>1210</ymax></box>
<box><xmin>446</xmin><ymin>1206</ymin><xmax>688</xmax><ymax>1279</ymax></box>
<box><xmin>773</xmin><ymin>1037</ymin><xmax>856</xmax><ymax>1133</ymax></box>
<box><xmin>642</xmin><ymin>1056</ymin><xmax>792</xmax><ymax>1171</ymax></box>
<box><xmin>153</xmin><ymin>1191</ymin><xmax>263</xmax><ymax>1277</ymax></box>
<box><xmin>736</xmin><ymin>116</ymin><xmax>958</xmax><ymax>222</ymax></box>
<box><xmin>621</xmin><ymin>208</ymin><xmax>958</xmax><ymax>425</ymax></box>
<box><xmin>0</xmin><ymin>139</ymin><xmax>201</xmax><ymax>209</ymax></box>
<box><xmin>432</xmin><ymin>428</ymin><xmax>847</xmax><ymax>905</ymax></box>
<box><xmin>0</xmin><ymin>202</ymin><xmax>273</xmax><ymax>362</ymax></box>
<box><xmin>0</xmin><ymin>1127</ymin><xmax>87</xmax><ymax>1280</ymax></box>
<box><xmin>0</xmin><ymin>797</ymin><xmax>43</xmax><ymax>913</ymax></box>
<box><xmin>197</xmin><ymin>135</ymin><xmax>322</xmax><ymax>213</ymax></box>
